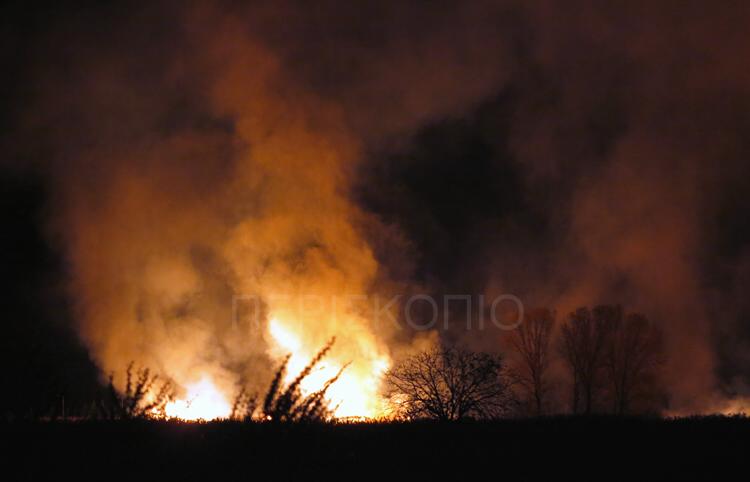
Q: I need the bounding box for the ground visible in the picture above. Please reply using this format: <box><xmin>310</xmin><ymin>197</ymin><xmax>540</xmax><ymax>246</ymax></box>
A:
<box><xmin>2</xmin><ymin>416</ymin><xmax>747</xmax><ymax>480</ymax></box>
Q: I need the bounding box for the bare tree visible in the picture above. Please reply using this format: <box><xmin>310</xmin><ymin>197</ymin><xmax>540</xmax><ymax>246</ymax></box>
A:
<box><xmin>385</xmin><ymin>346</ymin><xmax>516</xmax><ymax>420</ymax></box>
<box><xmin>558</xmin><ymin>307</ymin><xmax>612</xmax><ymax>414</ymax></box>
<box><xmin>603</xmin><ymin>312</ymin><xmax>664</xmax><ymax>414</ymax></box>
<box><xmin>510</xmin><ymin>308</ymin><xmax>555</xmax><ymax>415</ymax></box>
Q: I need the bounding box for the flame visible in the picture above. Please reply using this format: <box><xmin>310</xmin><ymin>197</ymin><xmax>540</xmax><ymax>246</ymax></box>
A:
<box><xmin>714</xmin><ymin>398</ymin><xmax>750</xmax><ymax>416</ymax></box>
<box><xmin>267</xmin><ymin>317</ymin><xmax>389</xmax><ymax>418</ymax></box>
<box><xmin>164</xmin><ymin>376</ymin><xmax>232</xmax><ymax>421</ymax></box>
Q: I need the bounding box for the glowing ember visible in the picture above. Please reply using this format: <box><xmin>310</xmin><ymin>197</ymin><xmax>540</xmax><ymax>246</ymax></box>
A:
<box><xmin>267</xmin><ymin>317</ymin><xmax>389</xmax><ymax>419</ymax></box>
<box><xmin>164</xmin><ymin>376</ymin><xmax>232</xmax><ymax>421</ymax></box>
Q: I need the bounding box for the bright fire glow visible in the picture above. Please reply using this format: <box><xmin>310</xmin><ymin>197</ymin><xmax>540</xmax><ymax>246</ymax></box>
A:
<box><xmin>164</xmin><ymin>376</ymin><xmax>232</xmax><ymax>421</ymax></box>
<box><xmin>268</xmin><ymin>317</ymin><xmax>389</xmax><ymax>419</ymax></box>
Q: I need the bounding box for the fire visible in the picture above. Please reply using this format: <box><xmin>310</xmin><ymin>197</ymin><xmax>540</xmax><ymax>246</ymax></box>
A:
<box><xmin>716</xmin><ymin>398</ymin><xmax>750</xmax><ymax>416</ymax></box>
<box><xmin>145</xmin><ymin>315</ymin><xmax>391</xmax><ymax>422</ymax></box>
<box><xmin>164</xmin><ymin>376</ymin><xmax>232</xmax><ymax>421</ymax></box>
<box><xmin>268</xmin><ymin>317</ymin><xmax>389</xmax><ymax>419</ymax></box>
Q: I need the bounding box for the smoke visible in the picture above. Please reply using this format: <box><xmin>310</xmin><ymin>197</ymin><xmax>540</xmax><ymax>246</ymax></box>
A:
<box><xmin>13</xmin><ymin>2</ymin><xmax>406</xmax><ymax>405</ymax></box>
<box><xmin>352</xmin><ymin>1</ymin><xmax>750</xmax><ymax>411</ymax></box>
<box><xmin>512</xmin><ymin>1</ymin><xmax>750</xmax><ymax>410</ymax></box>
<box><xmin>6</xmin><ymin>1</ymin><xmax>750</xmax><ymax>413</ymax></box>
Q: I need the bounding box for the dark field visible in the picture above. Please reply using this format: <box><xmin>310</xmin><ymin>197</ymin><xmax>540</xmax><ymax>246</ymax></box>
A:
<box><xmin>3</xmin><ymin>416</ymin><xmax>748</xmax><ymax>480</ymax></box>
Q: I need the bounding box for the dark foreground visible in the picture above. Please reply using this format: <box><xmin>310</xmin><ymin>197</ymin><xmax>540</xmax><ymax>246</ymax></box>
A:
<box><xmin>2</xmin><ymin>416</ymin><xmax>748</xmax><ymax>481</ymax></box>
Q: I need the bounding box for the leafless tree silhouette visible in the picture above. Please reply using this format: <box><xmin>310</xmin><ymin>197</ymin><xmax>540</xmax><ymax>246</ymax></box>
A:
<box><xmin>511</xmin><ymin>308</ymin><xmax>555</xmax><ymax>415</ymax></box>
<box><xmin>603</xmin><ymin>311</ymin><xmax>665</xmax><ymax>414</ymax></box>
<box><xmin>558</xmin><ymin>307</ymin><xmax>611</xmax><ymax>414</ymax></box>
<box><xmin>385</xmin><ymin>346</ymin><xmax>517</xmax><ymax>420</ymax></box>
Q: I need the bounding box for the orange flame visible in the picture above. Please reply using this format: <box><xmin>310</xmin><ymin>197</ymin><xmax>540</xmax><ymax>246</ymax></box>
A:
<box><xmin>267</xmin><ymin>317</ymin><xmax>389</xmax><ymax>418</ymax></box>
<box><xmin>164</xmin><ymin>376</ymin><xmax>232</xmax><ymax>421</ymax></box>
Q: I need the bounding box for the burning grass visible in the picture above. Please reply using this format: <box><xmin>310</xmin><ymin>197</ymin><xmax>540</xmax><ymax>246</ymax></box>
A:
<box><xmin>100</xmin><ymin>338</ymin><xmax>353</xmax><ymax>423</ymax></box>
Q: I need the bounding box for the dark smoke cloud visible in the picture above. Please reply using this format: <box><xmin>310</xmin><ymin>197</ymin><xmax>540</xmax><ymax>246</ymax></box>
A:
<box><xmin>354</xmin><ymin>1</ymin><xmax>750</xmax><ymax>410</ymax></box>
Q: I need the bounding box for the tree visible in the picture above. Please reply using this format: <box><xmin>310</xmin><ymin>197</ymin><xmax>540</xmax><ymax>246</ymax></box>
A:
<box><xmin>603</xmin><ymin>311</ymin><xmax>664</xmax><ymax>414</ymax></box>
<box><xmin>558</xmin><ymin>307</ymin><xmax>612</xmax><ymax>414</ymax></box>
<box><xmin>510</xmin><ymin>308</ymin><xmax>555</xmax><ymax>415</ymax></box>
<box><xmin>385</xmin><ymin>346</ymin><xmax>516</xmax><ymax>420</ymax></box>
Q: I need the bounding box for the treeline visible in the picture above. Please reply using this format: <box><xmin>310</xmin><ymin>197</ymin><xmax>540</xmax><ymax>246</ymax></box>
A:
<box><xmin>385</xmin><ymin>304</ymin><xmax>666</xmax><ymax>419</ymax></box>
<box><xmin>28</xmin><ymin>305</ymin><xmax>665</xmax><ymax>422</ymax></box>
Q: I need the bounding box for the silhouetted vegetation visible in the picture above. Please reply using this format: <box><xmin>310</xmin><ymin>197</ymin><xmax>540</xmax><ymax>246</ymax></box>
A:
<box><xmin>385</xmin><ymin>346</ymin><xmax>517</xmax><ymax>420</ymax></box>
<box><xmin>604</xmin><ymin>309</ymin><xmax>665</xmax><ymax>414</ymax></box>
<box><xmin>233</xmin><ymin>337</ymin><xmax>346</xmax><ymax>422</ymax></box>
<box><xmin>96</xmin><ymin>362</ymin><xmax>174</xmax><ymax>420</ymax></box>
<box><xmin>510</xmin><ymin>308</ymin><xmax>556</xmax><ymax>415</ymax></box>
<box><xmin>384</xmin><ymin>305</ymin><xmax>665</xmax><ymax>420</ymax></box>
<box><xmin>555</xmin><ymin>304</ymin><xmax>665</xmax><ymax>415</ymax></box>
<box><xmin>558</xmin><ymin>306</ymin><xmax>611</xmax><ymax>414</ymax></box>
<box><xmin>89</xmin><ymin>340</ymin><xmax>348</xmax><ymax>423</ymax></box>
<box><xmin>229</xmin><ymin>387</ymin><xmax>257</xmax><ymax>422</ymax></box>
<box><xmin>75</xmin><ymin>304</ymin><xmax>668</xmax><ymax>424</ymax></box>
<box><xmin>262</xmin><ymin>338</ymin><xmax>345</xmax><ymax>422</ymax></box>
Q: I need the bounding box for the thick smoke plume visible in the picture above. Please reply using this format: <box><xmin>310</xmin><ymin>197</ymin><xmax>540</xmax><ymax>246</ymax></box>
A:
<box><xmin>7</xmin><ymin>1</ymin><xmax>750</xmax><ymax>413</ymax></box>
